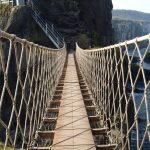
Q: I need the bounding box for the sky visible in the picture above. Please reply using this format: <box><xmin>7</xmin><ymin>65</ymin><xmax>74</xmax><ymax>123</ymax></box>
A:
<box><xmin>112</xmin><ymin>0</ymin><xmax>150</xmax><ymax>13</ymax></box>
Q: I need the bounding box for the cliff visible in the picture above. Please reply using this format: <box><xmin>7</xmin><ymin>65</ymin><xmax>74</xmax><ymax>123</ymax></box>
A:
<box><xmin>0</xmin><ymin>0</ymin><xmax>113</xmax><ymax>48</ymax></box>
<box><xmin>112</xmin><ymin>19</ymin><xmax>150</xmax><ymax>42</ymax></box>
<box><xmin>5</xmin><ymin>6</ymin><xmax>53</xmax><ymax>47</ymax></box>
<box><xmin>113</xmin><ymin>9</ymin><xmax>150</xmax><ymax>21</ymax></box>
<box><xmin>112</xmin><ymin>10</ymin><xmax>150</xmax><ymax>43</ymax></box>
<box><xmin>0</xmin><ymin>4</ymin><xmax>12</xmax><ymax>30</ymax></box>
<box><xmin>3</xmin><ymin>0</ymin><xmax>113</xmax><ymax>48</ymax></box>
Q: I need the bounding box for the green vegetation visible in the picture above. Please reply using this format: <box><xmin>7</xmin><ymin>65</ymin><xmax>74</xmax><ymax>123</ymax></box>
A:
<box><xmin>0</xmin><ymin>4</ymin><xmax>12</xmax><ymax>17</ymax></box>
<box><xmin>92</xmin><ymin>32</ymin><xmax>101</xmax><ymax>48</ymax></box>
<box><xmin>0</xmin><ymin>142</ymin><xmax>13</xmax><ymax>150</ymax></box>
<box><xmin>0</xmin><ymin>4</ymin><xmax>12</xmax><ymax>29</ymax></box>
<box><xmin>77</xmin><ymin>33</ymin><xmax>89</xmax><ymax>49</ymax></box>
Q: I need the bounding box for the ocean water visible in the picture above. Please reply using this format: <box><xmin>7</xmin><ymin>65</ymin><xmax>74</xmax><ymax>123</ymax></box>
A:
<box><xmin>125</xmin><ymin>48</ymin><xmax>150</xmax><ymax>149</ymax></box>
<box><xmin>130</xmin><ymin>82</ymin><xmax>150</xmax><ymax>149</ymax></box>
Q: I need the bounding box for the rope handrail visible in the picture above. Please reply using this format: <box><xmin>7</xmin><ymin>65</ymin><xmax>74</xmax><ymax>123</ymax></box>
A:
<box><xmin>0</xmin><ymin>30</ymin><xmax>66</xmax><ymax>149</ymax></box>
<box><xmin>78</xmin><ymin>34</ymin><xmax>150</xmax><ymax>52</ymax></box>
<box><xmin>76</xmin><ymin>34</ymin><xmax>150</xmax><ymax>149</ymax></box>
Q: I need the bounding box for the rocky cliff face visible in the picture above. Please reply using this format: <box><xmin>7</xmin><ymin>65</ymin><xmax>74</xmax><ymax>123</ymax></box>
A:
<box><xmin>0</xmin><ymin>0</ymin><xmax>113</xmax><ymax>48</ymax></box>
<box><xmin>112</xmin><ymin>19</ymin><xmax>150</xmax><ymax>43</ymax></box>
<box><xmin>112</xmin><ymin>10</ymin><xmax>150</xmax><ymax>43</ymax></box>
<box><xmin>5</xmin><ymin>6</ymin><xmax>53</xmax><ymax>47</ymax></box>
<box><xmin>33</xmin><ymin>0</ymin><xmax>113</xmax><ymax>48</ymax></box>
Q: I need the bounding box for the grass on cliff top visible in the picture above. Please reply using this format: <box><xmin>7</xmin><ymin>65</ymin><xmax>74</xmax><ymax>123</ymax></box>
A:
<box><xmin>0</xmin><ymin>4</ymin><xmax>12</xmax><ymax>17</ymax></box>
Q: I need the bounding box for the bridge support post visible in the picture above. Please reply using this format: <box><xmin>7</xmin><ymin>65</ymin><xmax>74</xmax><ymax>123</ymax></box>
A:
<box><xmin>57</xmin><ymin>37</ymin><xmax>59</xmax><ymax>47</ymax></box>
<box><xmin>46</xmin><ymin>23</ymin><xmax>48</xmax><ymax>34</ymax></box>
<box><xmin>35</xmin><ymin>12</ymin><xmax>38</xmax><ymax>22</ymax></box>
<box><xmin>52</xmin><ymin>24</ymin><xmax>54</xmax><ymax>32</ymax></box>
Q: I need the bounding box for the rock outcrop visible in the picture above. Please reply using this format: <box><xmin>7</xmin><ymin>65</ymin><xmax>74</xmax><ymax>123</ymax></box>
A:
<box><xmin>112</xmin><ymin>19</ymin><xmax>150</xmax><ymax>43</ymax></box>
<box><xmin>5</xmin><ymin>6</ymin><xmax>53</xmax><ymax>47</ymax></box>
<box><xmin>1</xmin><ymin>0</ymin><xmax>113</xmax><ymax>48</ymax></box>
<box><xmin>33</xmin><ymin>0</ymin><xmax>113</xmax><ymax>48</ymax></box>
<box><xmin>112</xmin><ymin>10</ymin><xmax>150</xmax><ymax>43</ymax></box>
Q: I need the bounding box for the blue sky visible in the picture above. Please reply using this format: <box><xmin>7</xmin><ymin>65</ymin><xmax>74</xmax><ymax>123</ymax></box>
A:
<box><xmin>112</xmin><ymin>0</ymin><xmax>150</xmax><ymax>13</ymax></box>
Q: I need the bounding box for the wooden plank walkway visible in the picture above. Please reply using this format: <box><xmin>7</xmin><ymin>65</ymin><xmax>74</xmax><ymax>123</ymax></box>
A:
<box><xmin>51</xmin><ymin>53</ymin><xmax>96</xmax><ymax>150</ymax></box>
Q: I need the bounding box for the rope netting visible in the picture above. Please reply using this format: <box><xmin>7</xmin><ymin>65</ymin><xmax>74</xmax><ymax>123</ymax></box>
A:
<box><xmin>76</xmin><ymin>35</ymin><xmax>150</xmax><ymax>149</ymax></box>
<box><xmin>0</xmin><ymin>30</ymin><xmax>66</xmax><ymax>149</ymax></box>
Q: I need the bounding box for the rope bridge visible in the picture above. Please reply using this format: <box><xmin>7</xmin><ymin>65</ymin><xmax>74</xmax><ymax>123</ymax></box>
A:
<box><xmin>0</xmin><ymin>30</ymin><xmax>66</xmax><ymax>149</ymax></box>
<box><xmin>76</xmin><ymin>36</ymin><xmax>150</xmax><ymax>149</ymax></box>
<box><xmin>0</xmin><ymin>29</ymin><xmax>150</xmax><ymax>150</ymax></box>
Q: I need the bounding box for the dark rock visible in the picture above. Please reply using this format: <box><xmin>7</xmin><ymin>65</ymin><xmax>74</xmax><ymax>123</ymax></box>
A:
<box><xmin>5</xmin><ymin>6</ymin><xmax>54</xmax><ymax>47</ymax></box>
<box><xmin>33</xmin><ymin>0</ymin><xmax>113</xmax><ymax>48</ymax></box>
<box><xmin>1</xmin><ymin>1</ymin><xmax>114</xmax><ymax>49</ymax></box>
<box><xmin>112</xmin><ymin>10</ymin><xmax>150</xmax><ymax>43</ymax></box>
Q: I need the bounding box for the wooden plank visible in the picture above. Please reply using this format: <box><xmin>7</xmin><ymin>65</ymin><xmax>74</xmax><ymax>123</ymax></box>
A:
<box><xmin>89</xmin><ymin>116</ymin><xmax>100</xmax><ymax>122</ymax></box>
<box><xmin>86</xmin><ymin>106</ymin><xmax>97</xmax><ymax>110</ymax></box>
<box><xmin>37</xmin><ymin>131</ymin><xmax>55</xmax><ymax>139</ymax></box>
<box><xmin>51</xmin><ymin>53</ymin><xmax>96</xmax><ymax>150</ymax></box>
<box><xmin>43</xmin><ymin>117</ymin><xmax>57</xmax><ymax>123</ymax></box>
<box><xmin>46</xmin><ymin>108</ymin><xmax>59</xmax><ymax>113</ymax></box>
<box><xmin>96</xmin><ymin>144</ymin><xmax>117</xmax><ymax>150</ymax></box>
<box><xmin>92</xmin><ymin>128</ymin><xmax>109</xmax><ymax>135</ymax></box>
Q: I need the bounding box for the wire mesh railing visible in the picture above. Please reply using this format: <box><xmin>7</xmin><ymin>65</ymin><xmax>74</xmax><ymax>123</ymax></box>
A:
<box><xmin>0</xmin><ymin>30</ymin><xmax>66</xmax><ymax>149</ymax></box>
<box><xmin>31</xmin><ymin>0</ymin><xmax>64</xmax><ymax>49</ymax></box>
<box><xmin>76</xmin><ymin>34</ymin><xmax>150</xmax><ymax>149</ymax></box>
<box><xmin>0</xmin><ymin>0</ymin><xmax>12</xmax><ymax>4</ymax></box>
